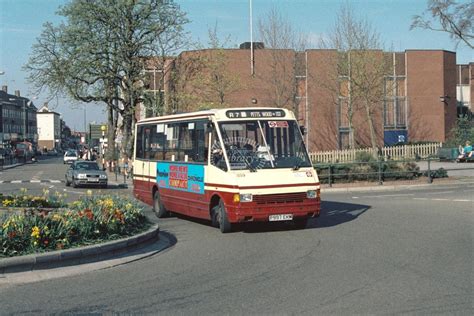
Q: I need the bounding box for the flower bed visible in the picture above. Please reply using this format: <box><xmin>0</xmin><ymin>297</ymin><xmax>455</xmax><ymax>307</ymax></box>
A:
<box><xmin>0</xmin><ymin>194</ymin><xmax>150</xmax><ymax>257</ymax></box>
<box><xmin>0</xmin><ymin>188</ymin><xmax>66</xmax><ymax>208</ymax></box>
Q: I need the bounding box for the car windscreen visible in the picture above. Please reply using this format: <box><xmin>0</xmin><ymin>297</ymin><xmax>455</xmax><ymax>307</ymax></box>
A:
<box><xmin>75</xmin><ymin>163</ymin><xmax>99</xmax><ymax>170</ymax></box>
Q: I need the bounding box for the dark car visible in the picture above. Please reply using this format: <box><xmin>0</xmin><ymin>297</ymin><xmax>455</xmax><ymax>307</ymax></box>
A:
<box><xmin>65</xmin><ymin>161</ymin><xmax>108</xmax><ymax>188</ymax></box>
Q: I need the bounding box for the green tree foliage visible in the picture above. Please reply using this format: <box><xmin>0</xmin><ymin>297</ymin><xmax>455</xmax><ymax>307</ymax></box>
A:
<box><xmin>25</xmin><ymin>0</ymin><xmax>188</xmax><ymax>158</ymax></box>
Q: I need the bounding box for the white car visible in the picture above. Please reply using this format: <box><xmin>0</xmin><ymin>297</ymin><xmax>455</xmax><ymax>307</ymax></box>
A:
<box><xmin>63</xmin><ymin>150</ymin><xmax>78</xmax><ymax>164</ymax></box>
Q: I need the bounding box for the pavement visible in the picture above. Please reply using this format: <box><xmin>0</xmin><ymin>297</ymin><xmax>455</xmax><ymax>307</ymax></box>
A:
<box><xmin>1</xmin><ymin>158</ymin><xmax>473</xmax><ymax>282</ymax></box>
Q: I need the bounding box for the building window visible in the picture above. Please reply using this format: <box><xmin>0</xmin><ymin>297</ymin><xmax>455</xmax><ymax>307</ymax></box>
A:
<box><xmin>384</xmin><ymin>76</ymin><xmax>406</xmax><ymax>128</ymax></box>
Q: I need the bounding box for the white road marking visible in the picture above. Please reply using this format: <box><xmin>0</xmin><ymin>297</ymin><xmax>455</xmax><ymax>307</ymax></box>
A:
<box><xmin>432</xmin><ymin>198</ymin><xmax>449</xmax><ymax>201</ymax></box>
<box><xmin>364</xmin><ymin>193</ymin><xmax>414</xmax><ymax>198</ymax></box>
<box><xmin>452</xmin><ymin>199</ymin><xmax>471</xmax><ymax>202</ymax></box>
<box><xmin>11</xmin><ymin>180</ymin><xmax>22</xmax><ymax>183</ymax></box>
<box><xmin>30</xmin><ymin>180</ymin><xmax>41</xmax><ymax>183</ymax></box>
<box><xmin>413</xmin><ymin>198</ymin><xmax>428</xmax><ymax>200</ymax></box>
<box><xmin>50</xmin><ymin>180</ymin><xmax>61</xmax><ymax>183</ymax></box>
<box><xmin>425</xmin><ymin>191</ymin><xmax>454</xmax><ymax>195</ymax></box>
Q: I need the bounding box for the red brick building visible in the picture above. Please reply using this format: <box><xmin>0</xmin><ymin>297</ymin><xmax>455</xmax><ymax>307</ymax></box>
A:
<box><xmin>143</xmin><ymin>46</ymin><xmax>460</xmax><ymax>152</ymax></box>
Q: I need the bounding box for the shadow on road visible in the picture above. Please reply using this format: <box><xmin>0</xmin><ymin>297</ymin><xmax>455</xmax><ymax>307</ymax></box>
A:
<box><xmin>312</xmin><ymin>200</ymin><xmax>370</xmax><ymax>228</ymax></box>
<box><xmin>162</xmin><ymin>200</ymin><xmax>370</xmax><ymax>234</ymax></box>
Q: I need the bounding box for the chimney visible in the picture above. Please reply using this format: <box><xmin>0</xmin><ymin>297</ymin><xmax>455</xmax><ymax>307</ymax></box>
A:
<box><xmin>2</xmin><ymin>85</ymin><xmax>7</xmax><ymax>93</ymax></box>
<box><xmin>15</xmin><ymin>90</ymin><xmax>20</xmax><ymax>97</ymax></box>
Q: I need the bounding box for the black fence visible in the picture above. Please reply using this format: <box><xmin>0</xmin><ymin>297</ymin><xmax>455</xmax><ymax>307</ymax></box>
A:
<box><xmin>314</xmin><ymin>158</ymin><xmax>474</xmax><ymax>187</ymax></box>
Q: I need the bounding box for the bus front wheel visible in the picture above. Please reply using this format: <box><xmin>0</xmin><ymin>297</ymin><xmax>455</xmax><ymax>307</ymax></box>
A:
<box><xmin>214</xmin><ymin>200</ymin><xmax>232</xmax><ymax>233</ymax></box>
<box><xmin>153</xmin><ymin>191</ymin><xmax>169</xmax><ymax>218</ymax></box>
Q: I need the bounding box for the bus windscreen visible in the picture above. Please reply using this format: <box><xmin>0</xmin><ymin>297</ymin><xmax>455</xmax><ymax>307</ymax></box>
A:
<box><xmin>215</xmin><ymin>120</ymin><xmax>312</xmax><ymax>171</ymax></box>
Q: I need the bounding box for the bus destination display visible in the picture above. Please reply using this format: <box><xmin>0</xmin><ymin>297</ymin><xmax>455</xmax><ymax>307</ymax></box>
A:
<box><xmin>226</xmin><ymin>109</ymin><xmax>285</xmax><ymax>119</ymax></box>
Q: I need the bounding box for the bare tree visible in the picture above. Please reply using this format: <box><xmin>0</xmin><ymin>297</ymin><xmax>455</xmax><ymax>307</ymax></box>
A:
<box><xmin>318</xmin><ymin>4</ymin><xmax>390</xmax><ymax>149</ymax></box>
<box><xmin>196</xmin><ymin>25</ymin><xmax>243</xmax><ymax>108</ymax></box>
<box><xmin>257</xmin><ymin>7</ymin><xmax>308</xmax><ymax>118</ymax></box>
<box><xmin>411</xmin><ymin>0</ymin><xmax>473</xmax><ymax>49</ymax></box>
<box><xmin>169</xmin><ymin>25</ymin><xmax>242</xmax><ymax>111</ymax></box>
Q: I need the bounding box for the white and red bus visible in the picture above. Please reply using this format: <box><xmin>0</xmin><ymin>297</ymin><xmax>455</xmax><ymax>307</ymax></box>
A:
<box><xmin>133</xmin><ymin>108</ymin><xmax>320</xmax><ymax>233</ymax></box>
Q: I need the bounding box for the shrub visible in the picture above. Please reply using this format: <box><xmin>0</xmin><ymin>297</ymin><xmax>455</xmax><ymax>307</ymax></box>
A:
<box><xmin>423</xmin><ymin>168</ymin><xmax>448</xmax><ymax>179</ymax></box>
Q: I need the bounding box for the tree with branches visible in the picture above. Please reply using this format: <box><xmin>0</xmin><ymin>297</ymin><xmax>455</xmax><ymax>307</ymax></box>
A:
<box><xmin>318</xmin><ymin>4</ymin><xmax>391</xmax><ymax>149</ymax></box>
<box><xmin>25</xmin><ymin>0</ymin><xmax>188</xmax><ymax>159</ymax></box>
<box><xmin>257</xmin><ymin>7</ymin><xmax>308</xmax><ymax>117</ymax></box>
<box><xmin>411</xmin><ymin>0</ymin><xmax>473</xmax><ymax>49</ymax></box>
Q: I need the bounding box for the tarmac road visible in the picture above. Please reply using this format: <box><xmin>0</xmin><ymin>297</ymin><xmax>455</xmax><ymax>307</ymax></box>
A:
<box><xmin>0</xmin><ymin>178</ymin><xmax>472</xmax><ymax>314</ymax></box>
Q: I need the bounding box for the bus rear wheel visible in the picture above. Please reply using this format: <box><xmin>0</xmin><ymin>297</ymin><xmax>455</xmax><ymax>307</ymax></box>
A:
<box><xmin>214</xmin><ymin>200</ymin><xmax>232</xmax><ymax>233</ymax></box>
<box><xmin>153</xmin><ymin>191</ymin><xmax>169</xmax><ymax>218</ymax></box>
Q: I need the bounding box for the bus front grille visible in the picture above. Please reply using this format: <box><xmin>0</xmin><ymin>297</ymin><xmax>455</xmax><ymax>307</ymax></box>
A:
<box><xmin>254</xmin><ymin>192</ymin><xmax>306</xmax><ymax>204</ymax></box>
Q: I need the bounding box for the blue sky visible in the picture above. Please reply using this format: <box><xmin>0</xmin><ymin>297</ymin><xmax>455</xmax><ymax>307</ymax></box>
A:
<box><xmin>0</xmin><ymin>0</ymin><xmax>472</xmax><ymax>131</ymax></box>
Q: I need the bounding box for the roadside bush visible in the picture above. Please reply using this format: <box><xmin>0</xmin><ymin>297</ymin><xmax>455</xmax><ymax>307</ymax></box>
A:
<box><xmin>423</xmin><ymin>167</ymin><xmax>448</xmax><ymax>179</ymax></box>
<box><xmin>0</xmin><ymin>195</ymin><xmax>149</xmax><ymax>257</ymax></box>
<box><xmin>315</xmin><ymin>160</ymin><xmax>422</xmax><ymax>184</ymax></box>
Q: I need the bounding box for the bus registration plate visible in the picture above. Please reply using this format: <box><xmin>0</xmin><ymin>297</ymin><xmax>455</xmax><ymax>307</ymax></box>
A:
<box><xmin>269</xmin><ymin>214</ymin><xmax>293</xmax><ymax>221</ymax></box>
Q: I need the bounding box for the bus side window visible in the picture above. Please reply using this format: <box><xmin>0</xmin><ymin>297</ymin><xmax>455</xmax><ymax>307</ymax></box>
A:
<box><xmin>192</xmin><ymin>121</ymin><xmax>207</xmax><ymax>164</ymax></box>
<box><xmin>135</xmin><ymin>126</ymin><xmax>144</xmax><ymax>159</ymax></box>
<box><xmin>164</xmin><ymin>124</ymin><xmax>178</xmax><ymax>161</ymax></box>
<box><xmin>150</xmin><ymin>124</ymin><xmax>165</xmax><ymax>161</ymax></box>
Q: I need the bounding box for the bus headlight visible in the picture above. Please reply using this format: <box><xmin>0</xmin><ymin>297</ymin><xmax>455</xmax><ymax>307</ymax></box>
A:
<box><xmin>307</xmin><ymin>190</ymin><xmax>317</xmax><ymax>199</ymax></box>
<box><xmin>240</xmin><ymin>193</ymin><xmax>253</xmax><ymax>202</ymax></box>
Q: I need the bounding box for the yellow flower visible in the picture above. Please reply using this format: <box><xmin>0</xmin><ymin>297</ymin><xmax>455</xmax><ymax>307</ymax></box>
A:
<box><xmin>2</xmin><ymin>219</ymin><xmax>10</xmax><ymax>230</ymax></box>
<box><xmin>31</xmin><ymin>226</ymin><xmax>40</xmax><ymax>239</ymax></box>
<box><xmin>33</xmin><ymin>241</ymin><xmax>38</xmax><ymax>246</ymax></box>
<box><xmin>42</xmin><ymin>189</ymin><xmax>50</xmax><ymax>196</ymax></box>
<box><xmin>102</xmin><ymin>198</ymin><xmax>114</xmax><ymax>209</ymax></box>
<box><xmin>86</xmin><ymin>190</ymin><xmax>93</xmax><ymax>196</ymax></box>
<box><xmin>125</xmin><ymin>203</ymin><xmax>133</xmax><ymax>210</ymax></box>
<box><xmin>20</xmin><ymin>188</ymin><xmax>28</xmax><ymax>194</ymax></box>
<box><xmin>2</xmin><ymin>199</ymin><xmax>12</xmax><ymax>207</ymax></box>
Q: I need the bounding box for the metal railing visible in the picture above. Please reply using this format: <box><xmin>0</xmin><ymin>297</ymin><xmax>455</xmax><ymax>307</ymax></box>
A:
<box><xmin>313</xmin><ymin>157</ymin><xmax>473</xmax><ymax>187</ymax></box>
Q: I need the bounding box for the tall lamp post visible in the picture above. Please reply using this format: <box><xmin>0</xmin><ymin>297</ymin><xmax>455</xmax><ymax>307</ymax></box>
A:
<box><xmin>101</xmin><ymin>125</ymin><xmax>106</xmax><ymax>167</ymax></box>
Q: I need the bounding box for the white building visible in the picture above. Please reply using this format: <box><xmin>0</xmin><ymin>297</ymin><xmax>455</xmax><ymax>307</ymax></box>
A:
<box><xmin>37</xmin><ymin>104</ymin><xmax>61</xmax><ymax>150</ymax></box>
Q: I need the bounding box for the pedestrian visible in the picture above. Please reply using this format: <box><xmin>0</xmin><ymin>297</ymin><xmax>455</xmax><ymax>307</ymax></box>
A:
<box><xmin>458</xmin><ymin>141</ymin><xmax>473</xmax><ymax>159</ymax></box>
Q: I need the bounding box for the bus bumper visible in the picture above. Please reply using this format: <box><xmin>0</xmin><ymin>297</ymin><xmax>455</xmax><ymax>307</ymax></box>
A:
<box><xmin>226</xmin><ymin>199</ymin><xmax>320</xmax><ymax>223</ymax></box>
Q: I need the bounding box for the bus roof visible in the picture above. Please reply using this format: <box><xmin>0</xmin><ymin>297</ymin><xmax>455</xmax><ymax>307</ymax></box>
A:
<box><xmin>137</xmin><ymin>107</ymin><xmax>295</xmax><ymax>124</ymax></box>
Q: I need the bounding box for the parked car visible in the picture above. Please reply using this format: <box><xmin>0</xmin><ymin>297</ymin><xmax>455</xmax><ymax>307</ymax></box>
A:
<box><xmin>65</xmin><ymin>161</ymin><xmax>107</xmax><ymax>188</ymax></box>
<box><xmin>47</xmin><ymin>149</ymin><xmax>59</xmax><ymax>156</ymax></box>
<box><xmin>63</xmin><ymin>150</ymin><xmax>78</xmax><ymax>164</ymax></box>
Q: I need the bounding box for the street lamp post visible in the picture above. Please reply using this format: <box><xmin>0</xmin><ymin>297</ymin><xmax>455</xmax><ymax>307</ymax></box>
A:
<box><xmin>101</xmin><ymin>125</ymin><xmax>106</xmax><ymax>168</ymax></box>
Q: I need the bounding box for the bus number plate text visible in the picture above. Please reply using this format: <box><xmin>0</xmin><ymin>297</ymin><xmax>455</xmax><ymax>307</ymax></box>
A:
<box><xmin>269</xmin><ymin>214</ymin><xmax>293</xmax><ymax>221</ymax></box>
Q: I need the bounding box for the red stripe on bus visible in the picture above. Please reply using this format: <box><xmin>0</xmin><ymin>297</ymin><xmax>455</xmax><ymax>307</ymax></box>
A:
<box><xmin>239</xmin><ymin>183</ymin><xmax>319</xmax><ymax>189</ymax></box>
<box><xmin>204</xmin><ymin>183</ymin><xmax>239</xmax><ymax>189</ymax></box>
<box><xmin>204</xmin><ymin>182</ymin><xmax>319</xmax><ymax>189</ymax></box>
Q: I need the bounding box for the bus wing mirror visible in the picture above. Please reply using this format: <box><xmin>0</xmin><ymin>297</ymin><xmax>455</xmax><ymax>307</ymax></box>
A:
<box><xmin>207</xmin><ymin>122</ymin><xmax>214</xmax><ymax>131</ymax></box>
<box><xmin>300</xmin><ymin>126</ymin><xmax>306</xmax><ymax>136</ymax></box>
